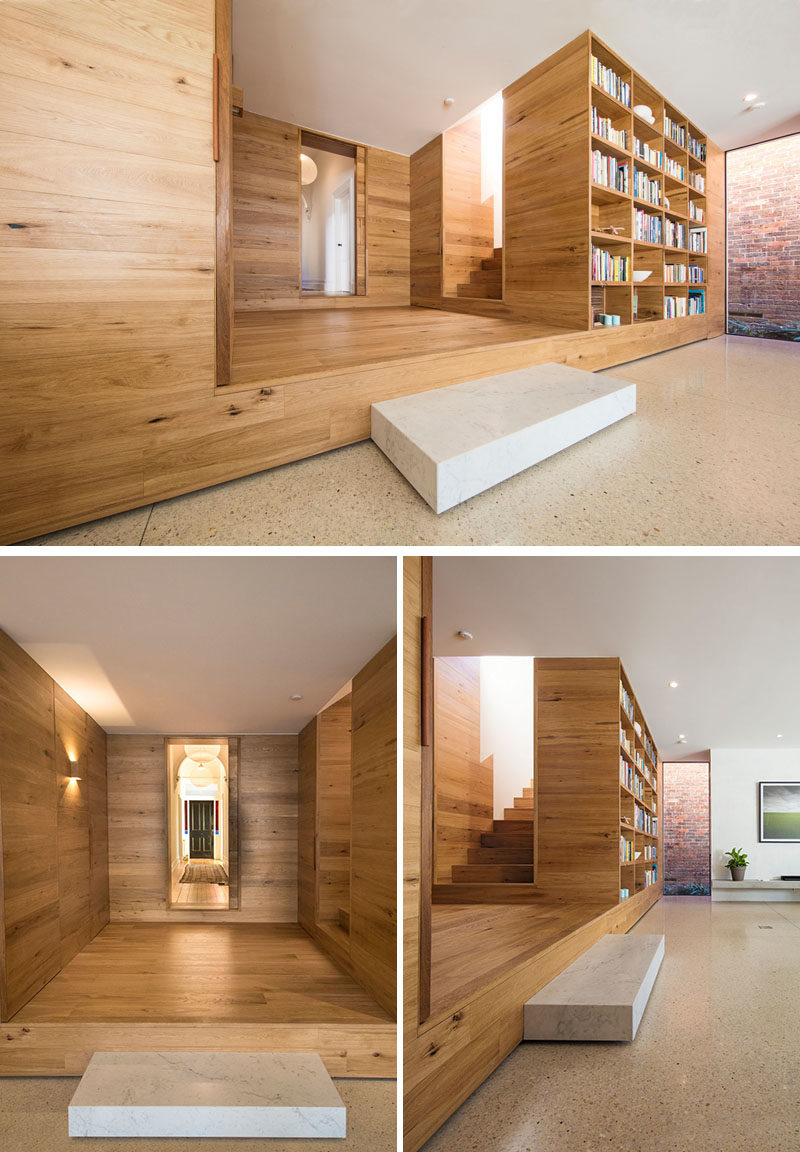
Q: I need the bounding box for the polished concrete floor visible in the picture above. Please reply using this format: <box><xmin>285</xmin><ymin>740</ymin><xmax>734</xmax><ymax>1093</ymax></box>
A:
<box><xmin>20</xmin><ymin>335</ymin><xmax>800</xmax><ymax>546</ymax></box>
<box><xmin>0</xmin><ymin>1077</ymin><xmax>395</xmax><ymax>1151</ymax></box>
<box><xmin>422</xmin><ymin>896</ymin><xmax>800</xmax><ymax>1152</ymax></box>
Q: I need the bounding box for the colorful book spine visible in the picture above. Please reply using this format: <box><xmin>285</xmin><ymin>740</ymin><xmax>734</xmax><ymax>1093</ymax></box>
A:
<box><xmin>620</xmin><ymin>835</ymin><xmax>634</xmax><ymax>863</ymax></box>
<box><xmin>591</xmin><ymin>55</ymin><xmax>631</xmax><ymax>107</ymax></box>
<box><xmin>634</xmin><ymin>210</ymin><xmax>662</xmax><ymax>244</ymax></box>
<box><xmin>592</xmin><ymin>150</ymin><xmax>630</xmax><ymax>193</ymax></box>
<box><xmin>620</xmin><ymin>755</ymin><xmax>634</xmax><ymax>791</ymax></box>
<box><xmin>664</xmin><ymin>116</ymin><xmax>687</xmax><ymax>148</ymax></box>
<box><xmin>688</xmin><ymin>264</ymin><xmax>704</xmax><ymax>283</ymax></box>
<box><xmin>664</xmin><ymin>156</ymin><xmax>686</xmax><ymax>181</ymax></box>
<box><xmin>689</xmin><ymin>135</ymin><xmax>706</xmax><ymax>161</ymax></box>
<box><xmin>592</xmin><ymin>246</ymin><xmax>629</xmax><ymax>282</ymax></box>
<box><xmin>633</xmin><ymin>138</ymin><xmax>664</xmax><ymax>169</ymax></box>
<box><xmin>591</xmin><ymin>107</ymin><xmax>629</xmax><ymax>149</ymax></box>
<box><xmin>620</xmin><ymin>888</ymin><xmax>630</xmax><ymax>901</ymax></box>
<box><xmin>689</xmin><ymin>201</ymin><xmax>705</xmax><ymax>222</ymax></box>
<box><xmin>688</xmin><ymin>288</ymin><xmax>706</xmax><ymax>315</ymax></box>
<box><xmin>665</xmin><ymin>263</ymin><xmax>687</xmax><ymax>283</ymax></box>
<box><xmin>689</xmin><ymin>172</ymin><xmax>705</xmax><ymax>193</ymax></box>
<box><xmin>633</xmin><ymin>168</ymin><xmax>660</xmax><ymax>204</ymax></box>
<box><xmin>665</xmin><ymin>295</ymin><xmax>688</xmax><ymax>318</ymax></box>
<box><xmin>644</xmin><ymin>734</ymin><xmax>656</xmax><ymax>764</ymax></box>
<box><xmin>619</xmin><ymin>681</ymin><xmax>635</xmax><ymax>721</ymax></box>
<box><xmin>689</xmin><ymin>227</ymin><xmax>707</xmax><ymax>253</ymax></box>
<box><xmin>665</xmin><ymin>219</ymin><xmax>687</xmax><ymax>249</ymax></box>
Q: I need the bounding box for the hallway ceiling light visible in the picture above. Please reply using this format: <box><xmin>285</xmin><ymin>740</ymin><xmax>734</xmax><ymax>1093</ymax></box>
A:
<box><xmin>743</xmin><ymin>92</ymin><xmax>759</xmax><ymax>102</ymax></box>
<box><xmin>289</xmin><ymin>693</ymin><xmax>303</xmax><ymax>700</ymax></box>
<box><xmin>456</xmin><ymin>630</ymin><xmax>473</xmax><ymax>640</ymax></box>
<box><xmin>184</xmin><ymin>744</ymin><xmax>220</xmax><ymax>763</ymax></box>
<box><xmin>668</xmin><ymin>680</ymin><xmax>679</xmax><ymax>688</ymax></box>
<box><xmin>443</xmin><ymin>97</ymin><xmax>454</xmax><ymax>107</ymax></box>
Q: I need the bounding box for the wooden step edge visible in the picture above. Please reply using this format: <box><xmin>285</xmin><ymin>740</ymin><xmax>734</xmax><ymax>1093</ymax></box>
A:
<box><xmin>432</xmin><ymin>883</ymin><xmax>541</xmax><ymax>904</ymax></box>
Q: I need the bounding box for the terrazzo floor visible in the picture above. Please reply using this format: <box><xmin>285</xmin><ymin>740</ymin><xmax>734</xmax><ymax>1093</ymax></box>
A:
<box><xmin>421</xmin><ymin>896</ymin><xmax>800</xmax><ymax>1152</ymax></box>
<box><xmin>18</xmin><ymin>335</ymin><xmax>800</xmax><ymax>546</ymax></box>
<box><xmin>0</xmin><ymin>1076</ymin><xmax>394</xmax><ymax>1151</ymax></box>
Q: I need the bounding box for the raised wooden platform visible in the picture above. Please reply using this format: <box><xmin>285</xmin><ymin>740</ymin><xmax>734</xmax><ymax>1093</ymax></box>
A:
<box><xmin>1</xmin><ymin>923</ymin><xmax>394</xmax><ymax>1078</ymax></box>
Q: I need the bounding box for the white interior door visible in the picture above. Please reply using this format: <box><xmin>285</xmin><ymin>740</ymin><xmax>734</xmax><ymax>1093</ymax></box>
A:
<box><xmin>332</xmin><ymin>179</ymin><xmax>354</xmax><ymax>294</ymax></box>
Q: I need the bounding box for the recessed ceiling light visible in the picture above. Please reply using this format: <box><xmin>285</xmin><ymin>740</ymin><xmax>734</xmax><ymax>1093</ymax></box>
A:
<box><xmin>676</xmin><ymin>734</ymin><xmax>686</xmax><ymax>743</ymax></box>
<box><xmin>668</xmin><ymin>680</ymin><xmax>679</xmax><ymax>689</ymax></box>
<box><xmin>751</xmin><ymin>101</ymin><xmax>767</xmax><ymax>108</ymax></box>
<box><xmin>456</xmin><ymin>630</ymin><xmax>473</xmax><ymax>640</ymax></box>
<box><xmin>743</xmin><ymin>92</ymin><xmax>759</xmax><ymax>102</ymax></box>
<box><xmin>777</xmin><ymin>734</ymin><xmax>783</xmax><ymax>739</ymax></box>
<box><xmin>443</xmin><ymin>97</ymin><xmax>455</xmax><ymax>107</ymax></box>
<box><xmin>289</xmin><ymin>693</ymin><xmax>303</xmax><ymax>701</ymax></box>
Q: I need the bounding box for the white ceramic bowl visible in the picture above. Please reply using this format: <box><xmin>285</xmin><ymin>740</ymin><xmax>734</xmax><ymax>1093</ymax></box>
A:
<box><xmin>634</xmin><ymin>104</ymin><xmax>654</xmax><ymax>123</ymax></box>
<box><xmin>633</xmin><ymin>270</ymin><xmax>653</xmax><ymax>283</ymax></box>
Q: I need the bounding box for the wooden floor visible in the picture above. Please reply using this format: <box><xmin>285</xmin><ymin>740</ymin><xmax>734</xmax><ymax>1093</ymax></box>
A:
<box><xmin>429</xmin><ymin>898</ymin><xmax>607</xmax><ymax>1018</ymax></box>
<box><xmin>12</xmin><ymin>923</ymin><xmax>392</xmax><ymax>1025</ymax></box>
<box><xmin>173</xmin><ymin>880</ymin><xmax>228</xmax><ymax>906</ymax></box>
<box><xmin>231</xmin><ymin>307</ymin><xmax>571</xmax><ymax>389</ymax></box>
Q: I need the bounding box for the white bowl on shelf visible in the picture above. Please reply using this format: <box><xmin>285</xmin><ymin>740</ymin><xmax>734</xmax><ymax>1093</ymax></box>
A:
<box><xmin>634</xmin><ymin>104</ymin><xmax>655</xmax><ymax>124</ymax></box>
<box><xmin>633</xmin><ymin>270</ymin><xmax>653</xmax><ymax>283</ymax></box>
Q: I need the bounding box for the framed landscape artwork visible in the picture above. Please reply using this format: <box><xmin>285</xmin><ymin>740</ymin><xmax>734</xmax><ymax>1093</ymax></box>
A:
<box><xmin>759</xmin><ymin>782</ymin><xmax>800</xmax><ymax>842</ymax></box>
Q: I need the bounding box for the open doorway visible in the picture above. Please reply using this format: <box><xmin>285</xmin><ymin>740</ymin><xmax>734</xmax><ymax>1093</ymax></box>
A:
<box><xmin>166</xmin><ymin>738</ymin><xmax>238</xmax><ymax>910</ymax></box>
<box><xmin>663</xmin><ymin>759</ymin><xmax>710</xmax><ymax>894</ymax></box>
<box><xmin>301</xmin><ymin>132</ymin><xmax>357</xmax><ymax>297</ymax></box>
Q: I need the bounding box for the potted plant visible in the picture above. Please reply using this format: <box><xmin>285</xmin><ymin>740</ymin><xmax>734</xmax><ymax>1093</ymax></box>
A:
<box><xmin>725</xmin><ymin>848</ymin><xmax>749</xmax><ymax>881</ymax></box>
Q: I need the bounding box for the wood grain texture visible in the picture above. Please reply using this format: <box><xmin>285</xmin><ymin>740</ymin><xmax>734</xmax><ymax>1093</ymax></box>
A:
<box><xmin>215</xmin><ymin>0</ymin><xmax>233</xmax><ymax>386</ymax></box>
<box><xmin>297</xmin><ymin>716</ymin><xmax>317</xmax><ymax>936</ymax></box>
<box><xmin>107</xmin><ymin>734</ymin><xmax>298</xmax><ymax>922</ymax></box>
<box><xmin>433</xmin><ymin>657</ymin><xmax>492</xmax><ymax>884</ymax></box>
<box><xmin>0</xmin><ymin>628</ymin><xmax>109</xmax><ymax>1022</ymax></box>
<box><xmin>316</xmin><ymin>695</ymin><xmax>352</xmax><ymax>924</ymax></box>
<box><xmin>349</xmin><ymin>638</ymin><xmax>397</xmax><ymax>1018</ymax></box>
<box><xmin>705</xmin><ymin>138</ymin><xmax>725</xmax><ymax>337</ymax></box>
<box><xmin>409</xmin><ymin>136</ymin><xmax>443</xmax><ymax>308</ymax></box>
<box><xmin>442</xmin><ymin>114</ymin><xmax>493</xmax><ymax>298</ymax></box>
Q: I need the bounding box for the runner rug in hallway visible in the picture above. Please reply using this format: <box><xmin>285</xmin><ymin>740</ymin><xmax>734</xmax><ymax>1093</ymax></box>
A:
<box><xmin>180</xmin><ymin>861</ymin><xmax>228</xmax><ymax>885</ymax></box>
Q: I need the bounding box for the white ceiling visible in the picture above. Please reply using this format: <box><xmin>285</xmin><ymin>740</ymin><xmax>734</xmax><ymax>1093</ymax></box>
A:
<box><xmin>0</xmin><ymin>557</ymin><xmax>395</xmax><ymax>734</ymax></box>
<box><xmin>233</xmin><ymin>0</ymin><xmax>800</xmax><ymax>155</ymax></box>
<box><xmin>433</xmin><ymin>556</ymin><xmax>800</xmax><ymax>757</ymax></box>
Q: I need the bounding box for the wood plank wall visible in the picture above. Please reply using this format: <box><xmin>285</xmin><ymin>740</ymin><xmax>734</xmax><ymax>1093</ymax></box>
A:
<box><xmin>232</xmin><ymin>111</ymin><xmax>410</xmax><ymax>311</ymax></box>
<box><xmin>534</xmin><ymin>657</ymin><xmax>621</xmax><ymax>905</ymax></box>
<box><xmin>0</xmin><ymin>629</ymin><xmax>109</xmax><ymax>1021</ymax></box>
<box><xmin>410</xmin><ymin>135</ymin><xmax>443</xmax><ymax>305</ymax></box>
<box><xmin>503</xmin><ymin>35</ymin><xmax>591</xmax><ymax>328</ymax></box>
<box><xmin>442</xmin><ymin>114</ymin><xmax>494</xmax><ymax>297</ymax></box>
<box><xmin>433</xmin><ymin>657</ymin><xmax>492</xmax><ymax>884</ymax></box>
<box><xmin>316</xmin><ymin>695</ymin><xmax>352</xmax><ymax>923</ymax></box>
<box><xmin>106</xmin><ymin>734</ymin><xmax>298</xmax><ymax>922</ymax></box>
<box><xmin>298</xmin><ymin>640</ymin><xmax>397</xmax><ymax>1019</ymax></box>
<box><xmin>705</xmin><ymin>139</ymin><xmax>725</xmax><ymax>337</ymax></box>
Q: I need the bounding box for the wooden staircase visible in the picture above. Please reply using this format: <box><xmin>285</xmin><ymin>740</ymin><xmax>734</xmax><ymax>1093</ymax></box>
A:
<box><xmin>451</xmin><ymin>782</ymin><xmax>533</xmax><ymax>884</ymax></box>
<box><xmin>455</xmin><ymin>248</ymin><xmax>503</xmax><ymax>299</ymax></box>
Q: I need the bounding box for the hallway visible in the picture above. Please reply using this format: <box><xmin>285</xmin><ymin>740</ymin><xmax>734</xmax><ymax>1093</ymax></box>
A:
<box><xmin>421</xmin><ymin>897</ymin><xmax>800</xmax><ymax>1151</ymax></box>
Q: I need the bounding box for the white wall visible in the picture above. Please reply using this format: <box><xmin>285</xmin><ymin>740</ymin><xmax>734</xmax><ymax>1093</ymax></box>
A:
<box><xmin>711</xmin><ymin>748</ymin><xmax>800</xmax><ymax>879</ymax></box>
<box><xmin>479</xmin><ymin>657</ymin><xmax>534</xmax><ymax>819</ymax></box>
<box><xmin>301</xmin><ymin>147</ymin><xmax>354</xmax><ymax>292</ymax></box>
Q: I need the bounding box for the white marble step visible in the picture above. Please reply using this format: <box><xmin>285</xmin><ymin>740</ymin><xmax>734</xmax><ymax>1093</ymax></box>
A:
<box><xmin>523</xmin><ymin>933</ymin><xmax>664</xmax><ymax>1042</ymax></box>
<box><xmin>68</xmin><ymin>1052</ymin><xmax>346</xmax><ymax>1139</ymax></box>
<box><xmin>371</xmin><ymin>362</ymin><xmax>635</xmax><ymax>513</ymax></box>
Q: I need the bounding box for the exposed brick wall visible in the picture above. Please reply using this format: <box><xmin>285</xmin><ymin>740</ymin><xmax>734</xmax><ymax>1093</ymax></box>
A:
<box><xmin>727</xmin><ymin>134</ymin><xmax>800</xmax><ymax>340</ymax></box>
<box><xmin>663</xmin><ymin>762</ymin><xmax>710</xmax><ymax>891</ymax></box>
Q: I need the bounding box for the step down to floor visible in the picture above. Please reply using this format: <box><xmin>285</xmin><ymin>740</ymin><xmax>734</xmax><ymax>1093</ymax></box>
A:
<box><xmin>68</xmin><ymin>1052</ymin><xmax>346</xmax><ymax>1139</ymax></box>
<box><xmin>523</xmin><ymin>933</ymin><xmax>664</xmax><ymax>1042</ymax></box>
<box><xmin>371</xmin><ymin>362</ymin><xmax>636</xmax><ymax>513</ymax></box>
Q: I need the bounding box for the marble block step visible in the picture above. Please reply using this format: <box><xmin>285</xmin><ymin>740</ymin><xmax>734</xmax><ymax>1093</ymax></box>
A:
<box><xmin>371</xmin><ymin>362</ymin><xmax>636</xmax><ymax>513</ymax></box>
<box><xmin>68</xmin><ymin>1052</ymin><xmax>346</xmax><ymax>1139</ymax></box>
<box><xmin>523</xmin><ymin>933</ymin><xmax>664</xmax><ymax>1042</ymax></box>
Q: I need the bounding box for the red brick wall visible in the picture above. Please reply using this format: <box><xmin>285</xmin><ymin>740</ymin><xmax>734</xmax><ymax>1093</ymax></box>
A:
<box><xmin>663</xmin><ymin>761</ymin><xmax>710</xmax><ymax>890</ymax></box>
<box><xmin>727</xmin><ymin>134</ymin><xmax>800</xmax><ymax>338</ymax></box>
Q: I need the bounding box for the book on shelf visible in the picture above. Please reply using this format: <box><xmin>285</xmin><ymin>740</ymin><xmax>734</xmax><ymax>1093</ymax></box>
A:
<box><xmin>688</xmin><ymin>288</ymin><xmax>706</xmax><ymax>315</ymax></box>
<box><xmin>635</xmin><ymin>803</ymin><xmax>658</xmax><ymax>835</ymax></box>
<box><xmin>619</xmin><ymin>681</ymin><xmax>635</xmax><ymax>721</ymax></box>
<box><xmin>688</xmin><ymin>264</ymin><xmax>704</xmax><ymax>283</ymax></box>
<box><xmin>644</xmin><ymin>865</ymin><xmax>658</xmax><ymax>887</ymax></box>
<box><xmin>689</xmin><ymin>227</ymin><xmax>707</xmax><ymax>253</ymax></box>
<box><xmin>633</xmin><ymin>168</ymin><xmax>660</xmax><ymax>204</ymax></box>
<box><xmin>634</xmin><ymin>209</ymin><xmax>662</xmax><ymax>244</ymax></box>
<box><xmin>644</xmin><ymin>733</ymin><xmax>656</xmax><ymax>764</ymax></box>
<box><xmin>591</xmin><ymin>55</ymin><xmax>631</xmax><ymax>106</ymax></box>
<box><xmin>665</xmin><ymin>219</ymin><xmax>687</xmax><ymax>249</ymax></box>
<box><xmin>592</xmin><ymin>246</ymin><xmax>629</xmax><ymax>282</ymax></box>
<box><xmin>633</xmin><ymin>138</ymin><xmax>664</xmax><ymax>169</ymax></box>
<box><xmin>664</xmin><ymin>294</ymin><xmax>688</xmax><ymax>318</ymax></box>
<box><xmin>689</xmin><ymin>201</ymin><xmax>705</xmax><ymax>222</ymax></box>
<box><xmin>620</xmin><ymin>835</ymin><xmax>634</xmax><ymax>863</ymax></box>
<box><xmin>592</xmin><ymin>150</ymin><xmax>630</xmax><ymax>193</ymax></box>
<box><xmin>591</xmin><ymin>107</ymin><xmax>629</xmax><ymax>149</ymax></box>
<box><xmin>664</xmin><ymin>156</ymin><xmax>686</xmax><ymax>181</ymax></box>
<box><xmin>620</xmin><ymin>887</ymin><xmax>630</xmax><ymax>900</ymax></box>
<box><xmin>664</xmin><ymin>115</ymin><xmax>687</xmax><ymax>149</ymax></box>
<box><xmin>689</xmin><ymin>135</ymin><xmax>706</xmax><ymax>162</ymax></box>
<box><xmin>689</xmin><ymin>172</ymin><xmax>705</xmax><ymax>193</ymax></box>
<box><xmin>665</xmin><ymin>262</ymin><xmax>687</xmax><ymax>283</ymax></box>
<box><xmin>620</xmin><ymin>755</ymin><xmax>634</xmax><ymax>791</ymax></box>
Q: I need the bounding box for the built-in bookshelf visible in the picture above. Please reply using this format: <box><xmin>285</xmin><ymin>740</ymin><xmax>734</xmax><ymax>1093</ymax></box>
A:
<box><xmin>588</xmin><ymin>33</ymin><xmax>709</xmax><ymax>326</ymax></box>
<box><xmin>535</xmin><ymin>657</ymin><xmax>662</xmax><ymax>912</ymax></box>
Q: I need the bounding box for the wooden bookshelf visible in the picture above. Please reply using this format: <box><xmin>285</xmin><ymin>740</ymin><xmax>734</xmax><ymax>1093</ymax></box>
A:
<box><xmin>534</xmin><ymin>657</ymin><xmax>662</xmax><ymax>913</ymax></box>
<box><xmin>589</xmin><ymin>33</ymin><xmax>708</xmax><ymax>325</ymax></box>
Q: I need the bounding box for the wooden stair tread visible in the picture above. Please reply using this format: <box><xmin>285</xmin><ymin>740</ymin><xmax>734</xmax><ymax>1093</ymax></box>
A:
<box><xmin>452</xmin><ymin>864</ymin><xmax>534</xmax><ymax>883</ymax></box>
<box><xmin>467</xmin><ymin>847</ymin><xmax>532</xmax><ymax>864</ymax></box>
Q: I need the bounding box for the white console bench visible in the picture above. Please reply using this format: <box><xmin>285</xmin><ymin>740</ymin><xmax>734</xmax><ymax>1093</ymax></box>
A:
<box><xmin>712</xmin><ymin>878</ymin><xmax>800</xmax><ymax>902</ymax></box>
<box><xmin>523</xmin><ymin>933</ymin><xmax>664</xmax><ymax>1043</ymax></box>
<box><xmin>371</xmin><ymin>362</ymin><xmax>635</xmax><ymax>513</ymax></box>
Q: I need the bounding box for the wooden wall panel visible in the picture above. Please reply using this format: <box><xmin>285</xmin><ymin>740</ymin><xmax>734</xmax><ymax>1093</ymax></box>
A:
<box><xmin>297</xmin><ymin>717</ymin><xmax>317</xmax><ymax>936</ymax></box>
<box><xmin>316</xmin><ymin>695</ymin><xmax>352</xmax><ymax>923</ymax></box>
<box><xmin>107</xmin><ymin>734</ymin><xmax>298</xmax><ymax>922</ymax></box>
<box><xmin>442</xmin><ymin>115</ymin><xmax>494</xmax><ymax>297</ymax></box>
<box><xmin>232</xmin><ymin>111</ymin><xmax>301</xmax><ymax>308</ymax></box>
<box><xmin>410</xmin><ymin>136</ymin><xmax>443</xmax><ymax>305</ymax></box>
<box><xmin>349</xmin><ymin>638</ymin><xmax>397</xmax><ymax>1018</ymax></box>
<box><xmin>0</xmin><ymin>629</ymin><xmax>109</xmax><ymax>1022</ymax></box>
<box><xmin>503</xmin><ymin>33</ymin><xmax>591</xmax><ymax>328</ymax></box>
<box><xmin>215</xmin><ymin>0</ymin><xmax>234</xmax><ymax>386</ymax></box>
<box><xmin>365</xmin><ymin>148</ymin><xmax>411</xmax><ymax>305</ymax></box>
<box><xmin>705</xmin><ymin>138</ymin><xmax>725</xmax><ymax>337</ymax></box>
<box><xmin>433</xmin><ymin>657</ymin><xmax>492</xmax><ymax>884</ymax></box>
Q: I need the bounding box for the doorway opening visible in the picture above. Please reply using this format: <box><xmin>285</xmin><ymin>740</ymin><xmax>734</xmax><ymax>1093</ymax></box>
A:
<box><xmin>166</xmin><ymin>738</ymin><xmax>238</xmax><ymax>910</ymax></box>
<box><xmin>663</xmin><ymin>760</ymin><xmax>710</xmax><ymax>895</ymax></box>
<box><xmin>301</xmin><ymin>131</ymin><xmax>357</xmax><ymax>297</ymax></box>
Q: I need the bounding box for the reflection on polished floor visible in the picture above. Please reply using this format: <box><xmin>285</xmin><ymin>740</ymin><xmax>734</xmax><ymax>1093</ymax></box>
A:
<box><xmin>421</xmin><ymin>896</ymin><xmax>800</xmax><ymax>1151</ymax></box>
<box><xmin>23</xmin><ymin>337</ymin><xmax>800</xmax><ymax>546</ymax></box>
